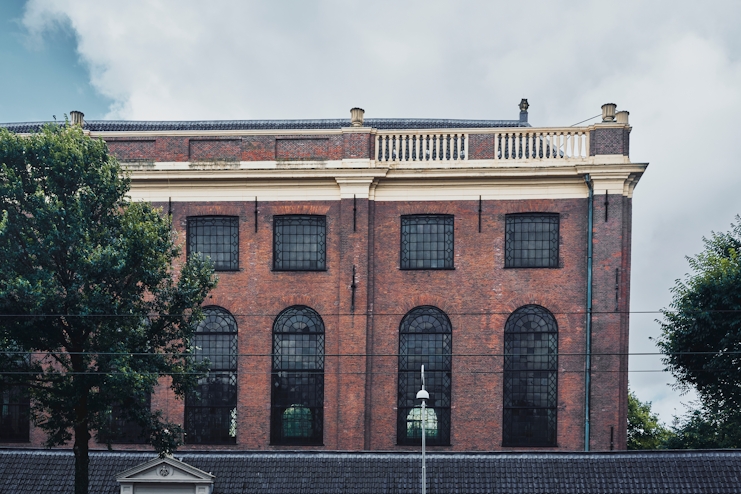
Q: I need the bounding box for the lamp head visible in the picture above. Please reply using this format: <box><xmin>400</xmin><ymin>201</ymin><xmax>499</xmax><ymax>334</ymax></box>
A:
<box><xmin>416</xmin><ymin>389</ymin><xmax>430</xmax><ymax>400</ymax></box>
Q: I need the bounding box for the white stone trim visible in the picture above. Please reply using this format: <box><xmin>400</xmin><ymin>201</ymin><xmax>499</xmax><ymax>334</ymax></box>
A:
<box><xmin>126</xmin><ymin>160</ymin><xmax>647</xmax><ymax>202</ymax></box>
<box><xmin>116</xmin><ymin>456</ymin><xmax>214</xmax><ymax>494</ymax></box>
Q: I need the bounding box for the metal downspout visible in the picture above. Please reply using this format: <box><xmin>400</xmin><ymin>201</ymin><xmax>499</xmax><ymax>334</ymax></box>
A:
<box><xmin>584</xmin><ymin>174</ymin><xmax>594</xmax><ymax>451</ymax></box>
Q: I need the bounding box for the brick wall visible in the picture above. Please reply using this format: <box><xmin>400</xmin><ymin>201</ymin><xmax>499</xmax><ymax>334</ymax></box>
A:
<box><xmin>590</xmin><ymin>127</ymin><xmax>630</xmax><ymax>156</ymax></box>
<box><xmin>189</xmin><ymin>138</ymin><xmax>241</xmax><ymax>161</ymax></box>
<box><xmin>468</xmin><ymin>134</ymin><xmax>495</xmax><ymax>160</ymax></box>
<box><xmin>7</xmin><ymin>195</ymin><xmax>631</xmax><ymax>451</ymax></box>
<box><xmin>106</xmin><ymin>139</ymin><xmax>156</xmax><ymax>161</ymax></box>
<box><xmin>7</xmin><ymin>195</ymin><xmax>630</xmax><ymax>452</ymax></box>
<box><xmin>366</xmin><ymin>198</ymin><xmax>592</xmax><ymax>451</ymax></box>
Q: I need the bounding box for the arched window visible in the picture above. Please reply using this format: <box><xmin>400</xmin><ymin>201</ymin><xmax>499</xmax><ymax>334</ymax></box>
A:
<box><xmin>185</xmin><ymin>306</ymin><xmax>238</xmax><ymax>444</ymax></box>
<box><xmin>397</xmin><ymin>306</ymin><xmax>452</xmax><ymax>445</ymax></box>
<box><xmin>271</xmin><ymin>306</ymin><xmax>325</xmax><ymax>445</ymax></box>
<box><xmin>502</xmin><ymin>305</ymin><xmax>558</xmax><ymax>447</ymax></box>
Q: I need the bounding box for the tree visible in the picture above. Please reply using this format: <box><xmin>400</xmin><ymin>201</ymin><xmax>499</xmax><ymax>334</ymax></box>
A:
<box><xmin>0</xmin><ymin>124</ymin><xmax>216</xmax><ymax>494</ymax></box>
<box><xmin>627</xmin><ymin>390</ymin><xmax>672</xmax><ymax>449</ymax></box>
<box><xmin>664</xmin><ymin>403</ymin><xmax>741</xmax><ymax>449</ymax></box>
<box><xmin>658</xmin><ymin>216</ymin><xmax>741</xmax><ymax>448</ymax></box>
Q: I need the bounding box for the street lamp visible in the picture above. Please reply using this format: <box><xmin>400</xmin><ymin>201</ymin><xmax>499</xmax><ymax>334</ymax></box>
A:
<box><xmin>416</xmin><ymin>365</ymin><xmax>429</xmax><ymax>494</ymax></box>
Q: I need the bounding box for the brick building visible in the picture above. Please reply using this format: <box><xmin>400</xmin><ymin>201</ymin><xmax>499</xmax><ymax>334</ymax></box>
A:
<box><xmin>0</xmin><ymin>101</ymin><xmax>646</xmax><ymax>452</ymax></box>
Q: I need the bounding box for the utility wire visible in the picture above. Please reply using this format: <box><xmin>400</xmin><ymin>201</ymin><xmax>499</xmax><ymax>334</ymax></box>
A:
<box><xmin>0</xmin><ymin>351</ymin><xmax>736</xmax><ymax>357</ymax></box>
<box><xmin>570</xmin><ymin>114</ymin><xmax>602</xmax><ymax>127</ymax></box>
<box><xmin>0</xmin><ymin>309</ymin><xmax>738</xmax><ymax>317</ymax></box>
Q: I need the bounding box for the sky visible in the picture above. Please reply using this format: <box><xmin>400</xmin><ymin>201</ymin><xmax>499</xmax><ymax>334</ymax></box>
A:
<box><xmin>2</xmin><ymin>0</ymin><xmax>741</xmax><ymax>425</ymax></box>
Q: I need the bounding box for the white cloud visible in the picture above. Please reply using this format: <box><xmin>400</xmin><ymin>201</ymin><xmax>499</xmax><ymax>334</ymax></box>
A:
<box><xmin>21</xmin><ymin>0</ymin><xmax>741</xmax><ymax>424</ymax></box>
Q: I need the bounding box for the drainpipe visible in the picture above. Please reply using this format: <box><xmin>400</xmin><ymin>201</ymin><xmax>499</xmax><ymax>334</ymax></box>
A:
<box><xmin>584</xmin><ymin>174</ymin><xmax>594</xmax><ymax>451</ymax></box>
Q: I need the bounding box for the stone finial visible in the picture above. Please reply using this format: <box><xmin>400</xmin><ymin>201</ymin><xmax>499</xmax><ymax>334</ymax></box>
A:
<box><xmin>519</xmin><ymin>99</ymin><xmax>529</xmax><ymax>123</ymax></box>
<box><xmin>601</xmin><ymin>103</ymin><xmax>616</xmax><ymax>122</ymax></box>
<box><xmin>616</xmin><ymin>110</ymin><xmax>629</xmax><ymax>125</ymax></box>
<box><xmin>70</xmin><ymin>110</ymin><xmax>84</xmax><ymax>127</ymax></box>
<box><xmin>350</xmin><ymin>107</ymin><xmax>365</xmax><ymax>127</ymax></box>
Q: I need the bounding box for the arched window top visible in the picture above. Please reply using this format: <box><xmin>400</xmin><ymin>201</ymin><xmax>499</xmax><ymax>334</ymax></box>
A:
<box><xmin>273</xmin><ymin>305</ymin><xmax>324</xmax><ymax>334</ymax></box>
<box><xmin>406</xmin><ymin>406</ymin><xmax>439</xmax><ymax>439</ymax></box>
<box><xmin>197</xmin><ymin>306</ymin><xmax>238</xmax><ymax>334</ymax></box>
<box><xmin>504</xmin><ymin>305</ymin><xmax>557</xmax><ymax>333</ymax></box>
<box><xmin>400</xmin><ymin>306</ymin><xmax>452</xmax><ymax>334</ymax></box>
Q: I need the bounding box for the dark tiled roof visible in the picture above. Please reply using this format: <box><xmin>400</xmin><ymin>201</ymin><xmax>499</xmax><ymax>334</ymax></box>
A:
<box><xmin>1</xmin><ymin>449</ymin><xmax>740</xmax><ymax>494</ymax></box>
<box><xmin>0</xmin><ymin>118</ymin><xmax>528</xmax><ymax>134</ymax></box>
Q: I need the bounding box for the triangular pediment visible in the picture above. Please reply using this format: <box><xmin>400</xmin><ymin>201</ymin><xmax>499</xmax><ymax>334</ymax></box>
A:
<box><xmin>116</xmin><ymin>456</ymin><xmax>214</xmax><ymax>484</ymax></box>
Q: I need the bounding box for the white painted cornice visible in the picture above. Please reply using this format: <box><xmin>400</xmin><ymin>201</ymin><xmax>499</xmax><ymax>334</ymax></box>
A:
<box><xmin>126</xmin><ymin>159</ymin><xmax>647</xmax><ymax>202</ymax></box>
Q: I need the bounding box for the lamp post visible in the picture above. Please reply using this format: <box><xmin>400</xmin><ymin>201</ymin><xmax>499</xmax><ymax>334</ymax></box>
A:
<box><xmin>416</xmin><ymin>365</ymin><xmax>429</xmax><ymax>494</ymax></box>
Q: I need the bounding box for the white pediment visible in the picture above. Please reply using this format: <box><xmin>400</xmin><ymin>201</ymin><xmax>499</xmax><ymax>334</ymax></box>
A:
<box><xmin>116</xmin><ymin>456</ymin><xmax>214</xmax><ymax>491</ymax></box>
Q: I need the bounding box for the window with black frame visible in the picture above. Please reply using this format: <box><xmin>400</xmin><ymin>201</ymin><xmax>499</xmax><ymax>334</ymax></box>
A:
<box><xmin>271</xmin><ymin>306</ymin><xmax>325</xmax><ymax>445</ymax></box>
<box><xmin>99</xmin><ymin>393</ymin><xmax>151</xmax><ymax>444</ymax></box>
<box><xmin>0</xmin><ymin>351</ymin><xmax>30</xmax><ymax>443</ymax></box>
<box><xmin>504</xmin><ymin>213</ymin><xmax>559</xmax><ymax>268</ymax></box>
<box><xmin>185</xmin><ymin>306</ymin><xmax>238</xmax><ymax>444</ymax></box>
<box><xmin>397</xmin><ymin>306</ymin><xmax>452</xmax><ymax>446</ymax></box>
<box><xmin>273</xmin><ymin>215</ymin><xmax>326</xmax><ymax>271</ymax></box>
<box><xmin>400</xmin><ymin>215</ymin><xmax>454</xmax><ymax>270</ymax></box>
<box><xmin>502</xmin><ymin>305</ymin><xmax>558</xmax><ymax>447</ymax></box>
<box><xmin>0</xmin><ymin>383</ymin><xmax>30</xmax><ymax>443</ymax></box>
<box><xmin>186</xmin><ymin>216</ymin><xmax>239</xmax><ymax>271</ymax></box>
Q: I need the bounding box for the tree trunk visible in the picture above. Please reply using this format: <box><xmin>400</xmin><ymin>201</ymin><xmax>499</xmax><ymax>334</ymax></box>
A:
<box><xmin>73</xmin><ymin>416</ymin><xmax>90</xmax><ymax>494</ymax></box>
<box><xmin>72</xmin><ymin>356</ymin><xmax>90</xmax><ymax>494</ymax></box>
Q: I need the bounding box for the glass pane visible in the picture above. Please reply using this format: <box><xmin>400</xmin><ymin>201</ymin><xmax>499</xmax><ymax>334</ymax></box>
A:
<box><xmin>505</xmin><ymin>214</ymin><xmax>559</xmax><ymax>268</ymax></box>
<box><xmin>400</xmin><ymin>215</ymin><xmax>454</xmax><ymax>269</ymax></box>
<box><xmin>187</xmin><ymin>216</ymin><xmax>239</xmax><ymax>271</ymax></box>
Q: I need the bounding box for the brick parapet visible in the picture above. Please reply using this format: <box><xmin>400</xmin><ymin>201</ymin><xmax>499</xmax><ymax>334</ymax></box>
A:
<box><xmin>589</xmin><ymin>126</ymin><xmax>630</xmax><ymax>156</ymax></box>
<box><xmin>342</xmin><ymin>131</ymin><xmax>373</xmax><ymax>160</ymax></box>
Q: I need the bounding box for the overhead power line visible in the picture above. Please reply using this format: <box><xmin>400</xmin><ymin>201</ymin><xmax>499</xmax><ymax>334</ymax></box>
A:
<box><xmin>0</xmin><ymin>309</ymin><xmax>739</xmax><ymax>317</ymax></box>
<box><xmin>0</xmin><ymin>350</ymin><xmax>735</xmax><ymax>357</ymax></box>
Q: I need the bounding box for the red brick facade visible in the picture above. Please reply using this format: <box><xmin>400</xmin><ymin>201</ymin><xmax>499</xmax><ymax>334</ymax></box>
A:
<box><xmin>2</xmin><ymin>114</ymin><xmax>642</xmax><ymax>453</ymax></box>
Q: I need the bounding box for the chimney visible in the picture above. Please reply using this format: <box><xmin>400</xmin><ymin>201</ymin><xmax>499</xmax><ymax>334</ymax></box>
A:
<box><xmin>70</xmin><ymin>110</ymin><xmax>85</xmax><ymax>127</ymax></box>
<box><xmin>519</xmin><ymin>99</ymin><xmax>529</xmax><ymax>123</ymax></box>
<box><xmin>601</xmin><ymin>103</ymin><xmax>616</xmax><ymax>122</ymax></box>
<box><xmin>350</xmin><ymin>107</ymin><xmax>365</xmax><ymax>127</ymax></box>
<box><xmin>616</xmin><ymin>110</ymin><xmax>629</xmax><ymax>125</ymax></box>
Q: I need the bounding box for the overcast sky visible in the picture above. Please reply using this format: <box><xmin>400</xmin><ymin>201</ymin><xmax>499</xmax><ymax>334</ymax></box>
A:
<box><xmin>2</xmin><ymin>0</ymin><xmax>741</xmax><ymax>425</ymax></box>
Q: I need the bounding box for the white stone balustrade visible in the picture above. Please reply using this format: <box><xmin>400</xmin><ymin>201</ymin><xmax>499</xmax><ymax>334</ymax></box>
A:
<box><xmin>374</xmin><ymin>127</ymin><xmax>589</xmax><ymax>163</ymax></box>
<box><xmin>375</xmin><ymin>132</ymin><xmax>469</xmax><ymax>163</ymax></box>
<box><xmin>492</xmin><ymin>128</ymin><xmax>589</xmax><ymax>161</ymax></box>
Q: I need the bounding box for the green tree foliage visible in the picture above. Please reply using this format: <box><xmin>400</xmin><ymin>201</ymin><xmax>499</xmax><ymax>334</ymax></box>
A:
<box><xmin>659</xmin><ymin>216</ymin><xmax>741</xmax><ymax>448</ymax></box>
<box><xmin>0</xmin><ymin>124</ymin><xmax>216</xmax><ymax>494</ymax></box>
<box><xmin>627</xmin><ymin>390</ymin><xmax>672</xmax><ymax>449</ymax></box>
<box><xmin>665</xmin><ymin>404</ymin><xmax>741</xmax><ymax>449</ymax></box>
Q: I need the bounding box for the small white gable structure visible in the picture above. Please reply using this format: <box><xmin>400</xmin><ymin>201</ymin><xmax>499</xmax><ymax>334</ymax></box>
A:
<box><xmin>115</xmin><ymin>455</ymin><xmax>215</xmax><ymax>494</ymax></box>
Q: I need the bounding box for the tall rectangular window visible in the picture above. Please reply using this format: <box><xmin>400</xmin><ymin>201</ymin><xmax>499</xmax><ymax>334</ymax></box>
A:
<box><xmin>0</xmin><ymin>385</ymin><xmax>30</xmax><ymax>442</ymax></box>
<box><xmin>185</xmin><ymin>306</ymin><xmax>238</xmax><ymax>444</ymax></box>
<box><xmin>503</xmin><ymin>305</ymin><xmax>558</xmax><ymax>447</ymax></box>
<box><xmin>271</xmin><ymin>306</ymin><xmax>325</xmax><ymax>445</ymax></box>
<box><xmin>187</xmin><ymin>216</ymin><xmax>239</xmax><ymax>271</ymax></box>
<box><xmin>273</xmin><ymin>215</ymin><xmax>326</xmax><ymax>271</ymax></box>
<box><xmin>505</xmin><ymin>213</ymin><xmax>559</xmax><ymax>268</ymax></box>
<box><xmin>400</xmin><ymin>215</ymin><xmax>454</xmax><ymax>270</ymax></box>
<box><xmin>397</xmin><ymin>306</ymin><xmax>452</xmax><ymax>446</ymax></box>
